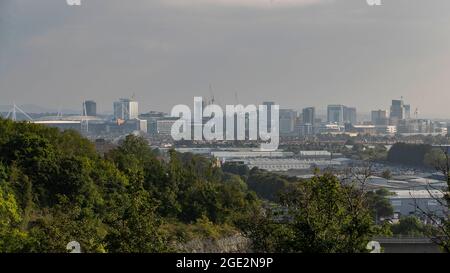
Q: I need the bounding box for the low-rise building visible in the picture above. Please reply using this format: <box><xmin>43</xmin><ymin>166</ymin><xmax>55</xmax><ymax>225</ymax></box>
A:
<box><xmin>388</xmin><ymin>190</ymin><xmax>447</xmax><ymax>220</ymax></box>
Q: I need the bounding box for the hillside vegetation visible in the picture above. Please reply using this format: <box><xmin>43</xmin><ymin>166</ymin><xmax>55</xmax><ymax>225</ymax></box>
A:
<box><xmin>0</xmin><ymin>118</ymin><xmax>392</xmax><ymax>253</ymax></box>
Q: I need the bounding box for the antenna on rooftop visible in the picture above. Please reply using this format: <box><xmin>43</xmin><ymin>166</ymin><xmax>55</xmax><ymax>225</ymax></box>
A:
<box><xmin>209</xmin><ymin>84</ymin><xmax>215</xmax><ymax>105</ymax></box>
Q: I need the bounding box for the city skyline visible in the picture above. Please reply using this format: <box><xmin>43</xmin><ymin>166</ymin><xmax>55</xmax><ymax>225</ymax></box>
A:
<box><xmin>2</xmin><ymin>0</ymin><xmax>450</xmax><ymax>118</ymax></box>
<box><xmin>2</xmin><ymin>0</ymin><xmax>450</xmax><ymax>257</ymax></box>
<box><xmin>0</xmin><ymin>96</ymin><xmax>437</xmax><ymax>121</ymax></box>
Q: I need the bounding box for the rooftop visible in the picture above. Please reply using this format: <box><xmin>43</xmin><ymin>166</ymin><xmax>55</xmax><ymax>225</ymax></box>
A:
<box><xmin>389</xmin><ymin>190</ymin><xmax>445</xmax><ymax>199</ymax></box>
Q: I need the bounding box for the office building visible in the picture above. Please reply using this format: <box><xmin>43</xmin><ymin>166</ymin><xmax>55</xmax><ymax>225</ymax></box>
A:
<box><xmin>279</xmin><ymin>109</ymin><xmax>297</xmax><ymax>136</ymax></box>
<box><xmin>371</xmin><ymin>110</ymin><xmax>388</xmax><ymax>125</ymax></box>
<box><xmin>157</xmin><ymin>117</ymin><xmax>179</xmax><ymax>136</ymax></box>
<box><xmin>302</xmin><ymin>107</ymin><xmax>315</xmax><ymax>125</ymax></box>
<box><xmin>404</xmin><ymin>104</ymin><xmax>411</xmax><ymax>119</ymax></box>
<box><xmin>139</xmin><ymin>111</ymin><xmax>167</xmax><ymax>135</ymax></box>
<box><xmin>82</xmin><ymin>100</ymin><xmax>97</xmax><ymax>116</ymax></box>
<box><xmin>114</xmin><ymin>98</ymin><xmax>139</xmax><ymax>121</ymax></box>
<box><xmin>327</xmin><ymin>105</ymin><xmax>345</xmax><ymax>124</ymax></box>
<box><xmin>298</xmin><ymin>123</ymin><xmax>314</xmax><ymax>136</ymax></box>
<box><xmin>390</xmin><ymin>99</ymin><xmax>405</xmax><ymax>122</ymax></box>
<box><xmin>344</xmin><ymin>107</ymin><xmax>357</xmax><ymax>124</ymax></box>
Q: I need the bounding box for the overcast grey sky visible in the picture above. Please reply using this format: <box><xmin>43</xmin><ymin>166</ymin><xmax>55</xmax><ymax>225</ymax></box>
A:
<box><xmin>1</xmin><ymin>0</ymin><xmax>450</xmax><ymax>117</ymax></box>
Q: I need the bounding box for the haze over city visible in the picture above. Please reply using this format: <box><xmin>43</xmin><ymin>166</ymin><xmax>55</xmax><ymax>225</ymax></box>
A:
<box><xmin>2</xmin><ymin>0</ymin><xmax>450</xmax><ymax>258</ymax></box>
<box><xmin>1</xmin><ymin>0</ymin><xmax>450</xmax><ymax>118</ymax></box>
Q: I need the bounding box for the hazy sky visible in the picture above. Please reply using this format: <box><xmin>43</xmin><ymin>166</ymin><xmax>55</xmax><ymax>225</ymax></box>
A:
<box><xmin>1</xmin><ymin>0</ymin><xmax>450</xmax><ymax>118</ymax></box>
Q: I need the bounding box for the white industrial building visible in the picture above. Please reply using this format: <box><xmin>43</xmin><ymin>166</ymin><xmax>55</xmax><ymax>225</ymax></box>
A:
<box><xmin>229</xmin><ymin>158</ymin><xmax>342</xmax><ymax>172</ymax></box>
<box><xmin>212</xmin><ymin>150</ymin><xmax>294</xmax><ymax>161</ymax></box>
<box><xmin>388</xmin><ymin>190</ymin><xmax>447</xmax><ymax>220</ymax></box>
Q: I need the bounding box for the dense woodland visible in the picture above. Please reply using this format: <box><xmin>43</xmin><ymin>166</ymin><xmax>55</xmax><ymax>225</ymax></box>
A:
<box><xmin>0</xmin><ymin>118</ymin><xmax>448</xmax><ymax>253</ymax></box>
<box><xmin>387</xmin><ymin>143</ymin><xmax>433</xmax><ymax>167</ymax></box>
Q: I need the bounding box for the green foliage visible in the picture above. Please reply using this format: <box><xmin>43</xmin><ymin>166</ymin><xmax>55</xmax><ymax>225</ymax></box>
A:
<box><xmin>27</xmin><ymin>198</ymin><xmax>107</xmax><ymax>253</ymax></box>
<box><xmin>381</xmin><ymin>170</ymin><xmax>392</xmax><ymax>180</ymax></box>
<box><xmin>0</xmin><ymin>118</ymin><xmax>396</xmax><ymax>253</ymax></box>
<box><xmin>246</xmin><ymin>168</ymin><xmax>293</xmax><ymax>202</ymax></box>
<box><xmin>366</xmin><ymin>189</ymin><xmax>394</xmax><ymax>220</ymax></box>
<box><xmin>387</xmin><ymin>143</ymin><xmax>432</xmax><ymax>166</ymax></box>
<box><xmin>222</xmin><ymin>162</ymin><xmax>250</xmax><ymax>177</ymax></box>
<box><xmin>0</xmin><ymin>121</ymin><xmax>170</xmax><ymax>252</ymax></box>
<box><xmin>163</xmin><ymin>217</ymin><xmax>237</xmax><ymax>245</ymax></box>
<box><xmin>0</xmin><ymin>119</ymin><xmax>262</xmax><ymax>252</ymax></box>
<box><xmin>238</xmin><ymin>210</ymin><xmax>295</xmax><ymax>253</ymax></box>
<box><xmin>104</xmin><ymin>190</ymin><xmax>169</xmax><ymax>253</ymax></box>
<box><xmin>106</xmin><ymin>137</ymin><xmax>258</xmax><ymax>225</ymax></box>
<box><xmin>241</xmin><ymin>173</ymin><xmax>376</xmax><ymax>253</ymax></box>
<box><xmin>424</xmin><ymin>148</ymin><xmax>449</xmax><ymax>169</ymax></box>
<box><xmin>345</xmin><ymin>143</ymin><xmax>388</xmax><ymax>161</ymax></box>
<box><xmin>391</xmin><ymin>216</ymin><xmax>426</xmax><ymax>236</ymax></box>
<box><xmin>0</xmin><ymin>185</ymin><xmax>28</xmax><ymax>252</ymax></box>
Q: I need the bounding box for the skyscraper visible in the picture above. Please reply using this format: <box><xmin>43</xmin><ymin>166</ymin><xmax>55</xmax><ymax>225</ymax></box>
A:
<box><xmin>327</xmin><ymin>105</ymin><xmax>345</xmax><ymax>124</ymax></box>
<box><xmin>279</xmin><ymin>109</ymin><xmax>297</xmax><ymax>136</ymax></box>
<box><xmin>114</xmin><ymin>98</ymin><xmax>139</xmax><ymax>120</ymax></box>
<box><xmin>371</xmin><ymin>110</ymin><xmax>388</xmax><ymax>125</ymax></box>
<box><xmin>404</xmin><ymin>104</ymin><xmax>411</xmax><ymax>119</ymax></box>
<box><xmin>82</xmin><ymin>100</ymin><xmax>97</xmax><ymax>116</ymax></box>
<box><xmin>390</xmin><ymin>99</ymin><xmax>405</xmax><ymax>121</ymax></box>
<box><xmin>344</xmin><ymin>107</ymin><xmax>357</xmax><ymax>124</ymax></box>
<box><xmin>302</xmin><ymin>107</ymin><xmax>315</xmax><ymax>125</ymax></box>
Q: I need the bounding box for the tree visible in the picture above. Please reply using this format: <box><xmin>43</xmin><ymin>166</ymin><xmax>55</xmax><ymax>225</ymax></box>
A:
<box><xmin>246</xmin><ymin>169</ymin><xmax>291</xmax><ymax>202</ymax></box>
<box><xmin>387</xmin><ymin>143</ymin><xmax>432</xmax><ymax>166</ymax></box>
<box><xmin>419</xmin><ymin>145</ymin><xmax>450</xmax><ymax>252</ymax></box>
<box><xmin>0</xmin><ymin>185</ymin><xmax>28</xmax><ymax>252</ymax></box>
<box><xmin>238</xmin><ymin>210</ymin><xmax>295</xmax><ymax>253</ymax></box>
<box><xmin>391</xmin><ymin>216</ymin><xmax>425</xmax><ymax>236</ymax></box>
<box><xmin>366</xmin><ymin>189</ymin><xmax>394</xmax><ymax>222</ymax></box>
<box><xmin>242</xmin><ymin>173</ymin><xmax>376</xmax><ymax>253</ymax></box>
<box><xmin>216</xmin><ymin>175</ymin><xmax>259</xmax><ymax>223</ymax></box>
<box><xmin>381</xmin><ymin>170</ymin><xmax>392</xmax><ymax>180</ymax></box>
<box><xmin>424</xmin><ymin>148</ymin><xmax>448</xmax><ymax>170</ymax></box>
<box><xmin>27</xmin><ymin>200</ymin><xmax>107</xmax><ymax>253</ymax></box>
<box><xmin>105</xmin><ymin>190</ymin><xmax>170</xmax><ymax>253</ymax></box>
<box><xmin>0</xmin><ymin>120</ymin><xmax>264</xmax><ymax>253</ymax></box>
<box><xmin>222</xmin><ymin>162</ymin><xmax>250</xmax><ymax>177</ymax></box>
